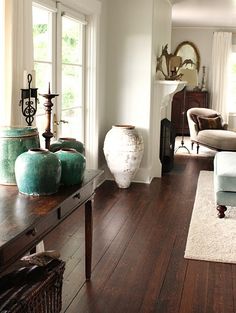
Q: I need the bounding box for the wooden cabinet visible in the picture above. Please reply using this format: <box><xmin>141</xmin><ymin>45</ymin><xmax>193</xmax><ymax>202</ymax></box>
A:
<box><xmin>171</xmin><ymin>90</ymin><xmax>208</xmax><ymax>135</ymax></box>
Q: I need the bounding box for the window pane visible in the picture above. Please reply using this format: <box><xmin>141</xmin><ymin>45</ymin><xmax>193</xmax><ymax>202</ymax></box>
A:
<box><xmin>35</xmin><ymin>114</ymin><xmax>46</xmax><ymax>148</ymax></box>
<box><xmin>62</xmin><ymin>17</ymin><xmax>82</xmax><ymax>65</ymax></box>
<box><xmin>33</xmin><ymin>7</ymin><xmax>52</xmax><ymax>62</ymax></box>
<box><xmin>62</xmin><ymin>64</ymin><xmax>82</xmax><ymax>109</ymax></box>
<box><xmin>34</xmin><ymin>62</ymin><xmax>52</xmax><ymax>114</ymax></box>
<box><xmin>61</xmin><ymin>108</ymin><xmax>84</xmax><ymax>142</ymax></box>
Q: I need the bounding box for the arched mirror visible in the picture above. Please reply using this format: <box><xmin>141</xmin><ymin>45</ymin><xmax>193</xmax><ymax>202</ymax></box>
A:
<box><xmin>174</xmin><ymin>41</ymin><xmax>200</xmax><ymax>72</ymax></box>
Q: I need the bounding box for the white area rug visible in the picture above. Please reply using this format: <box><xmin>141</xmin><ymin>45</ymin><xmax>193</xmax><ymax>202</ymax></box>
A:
<box><xmin>175</xmin><ymin>136</ymin><xmax>216</xmax><ymax>157</ymax></box>
<box><xmin>185</xmin><ymin>170</ymin><xmax>236</xmax><ymax>264</ymax></box>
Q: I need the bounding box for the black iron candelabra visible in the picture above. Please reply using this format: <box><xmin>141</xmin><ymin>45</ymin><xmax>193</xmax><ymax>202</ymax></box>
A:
<box><xmin>19</xmin><ymin>73</ymin><xmax>39</xmax><ymax>126</ymax></box>
<box><xmin>175</xmin><ymin>87</ymin><xmax>190</xmax><ymax>154</ymax></box>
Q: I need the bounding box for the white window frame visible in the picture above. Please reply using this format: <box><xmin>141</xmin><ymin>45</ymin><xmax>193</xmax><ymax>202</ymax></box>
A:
<box><xmin>33</xmin><ymin>0</ymin><xmax>101</xmax><ymax>169</ymax></box>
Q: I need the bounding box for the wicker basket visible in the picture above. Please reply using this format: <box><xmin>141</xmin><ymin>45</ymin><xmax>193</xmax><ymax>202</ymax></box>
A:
<box><xmin>0</xmin><ymin>259</ymin><xmax>65</xmax><ymax>313</ymax></box>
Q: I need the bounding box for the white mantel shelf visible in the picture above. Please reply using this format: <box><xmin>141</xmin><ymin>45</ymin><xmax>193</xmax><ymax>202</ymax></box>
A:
<box><xmin>155</xmin><ymin>80</ymin><xmax>186</xmax><ymax>107</ymax></box>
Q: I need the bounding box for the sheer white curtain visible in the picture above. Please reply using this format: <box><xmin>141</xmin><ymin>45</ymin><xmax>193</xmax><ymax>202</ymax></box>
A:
<box><xmin>211</xmin><ymin>32</ymin><xmax>232</xmax><ymax>122</ymax></box>
<box><xmin>0</xmin><ymin>0</ymin><xmax>33</xmax><ymax>126</ymax></box>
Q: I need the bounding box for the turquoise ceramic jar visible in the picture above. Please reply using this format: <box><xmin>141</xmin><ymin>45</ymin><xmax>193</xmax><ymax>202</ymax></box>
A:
<box><xmin>0</xmin><ymin>126</ymin><xmax>40</xmax><ymax>185</ymax></box>
<box><xmin>55</xmin><ymin>148</ymin><xmax>86</xmax><ymax>186</ymax></box>
<box><xmin>15</xmin><ymin>148</ymin><xmax>61</xmax><ymax>195</ymax></box>
<box><xmin>49</xmin><ymin>137</ymin><xmax>84</xmax><ymax>154</ymax></box>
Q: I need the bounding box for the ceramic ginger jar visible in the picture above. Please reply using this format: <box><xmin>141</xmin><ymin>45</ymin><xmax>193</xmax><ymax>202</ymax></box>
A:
<box><xmin>55</xmin><ymin>148</ymin><xmax>86</xmax><ymax>186</ymax></box>
<box><xmin>15</xmin><ymin>148</ymin><xmax>61</xmax><ymax>196</ymax></box>
<box><xmin>0</xmin><ymin>126</ymin><xmax>40</xmax><ymax>185</ymax></box>
<box><xmin>103</xmin><ymin>125</ymin><xmax>144</xmax><ymax>188</ymax></box>
<box><xmin>49</xmin><ymin>137</ymin><xmax>85</xmax><ymax>154</ymax></box>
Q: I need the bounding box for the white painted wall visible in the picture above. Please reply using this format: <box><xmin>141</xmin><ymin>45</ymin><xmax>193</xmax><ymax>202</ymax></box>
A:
<box><xmin>148</xmin><ymin>0</ymin><xmax>172</xmax><ymax>178</ymax></box>
<box><xmin>98</xmin><ymin>0</ymin><xmax>108</xmax><ymax>168</ymax></box>
<box><xmin>171</xmin><ymin>27</ymin><xmax>236</xmax><ymax>102</ymax></box>
<box><xmin>171</xmin><ymin>27</ymin><xmax>213</xmax><ymax>95</ymax></box>
<box><xmin>105</xmin><ymin>0</ymin><xmax>153</xmax><ymax>135</ymax></box>
<box><xmin>99</xmin><ymin>0</ymin><xmax>173</xmax><ymax>182</ymax></box>
<box><xmin>103</xmin><ymin>0</ymin><xmax>153</xmax><ymax>182</ymax></box>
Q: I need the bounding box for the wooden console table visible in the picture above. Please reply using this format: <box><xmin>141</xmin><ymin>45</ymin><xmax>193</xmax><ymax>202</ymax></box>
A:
<box><xmin>0</xmin><ymin>169</ymin><xmax>102</xmax><ymax>280</ymax></box>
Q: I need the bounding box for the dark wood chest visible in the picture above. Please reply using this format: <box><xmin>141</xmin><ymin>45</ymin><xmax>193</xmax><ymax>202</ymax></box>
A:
<box><xmin>171</xmin><ymin>90</ymin><xmax>209</xmax><ymax>135</ymax></box>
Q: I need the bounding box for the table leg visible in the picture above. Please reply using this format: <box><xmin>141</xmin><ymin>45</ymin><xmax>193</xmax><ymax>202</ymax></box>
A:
<box><xmin>85</xmin><ymin>199</ymin><xmax>93</xmax><ymax>280</ymax></box>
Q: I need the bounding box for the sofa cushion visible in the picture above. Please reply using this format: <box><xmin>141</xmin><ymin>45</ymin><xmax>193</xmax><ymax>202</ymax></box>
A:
<box><xmin>197</xmin><ymin>115</ymin><xmax>223</xmax><ymax>130</ymax></box>
<box><xmin>214</xmin><ymin>152</ymin><xmax>236</xmax><ymax>192</ymax></box>
<box><xmin>197</xmin><ymin>129</ymin><xmax>236</xmax><ymax>150</ymax></box>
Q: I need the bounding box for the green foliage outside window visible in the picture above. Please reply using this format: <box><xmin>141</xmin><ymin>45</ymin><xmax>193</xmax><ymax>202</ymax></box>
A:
<box><xmin>62</xmin><ymin>17</ymin><xmax>82</xmax><ymax>64</ymax></box>
<box><xmin>33</xmin><ymin>24</ymin><xmax>47</xmax><ymax>36</ymax></box>
<box><xmin>33</xmin><ymin>23</ymin><xmax>49</xmax><ymax>61</ymax></box>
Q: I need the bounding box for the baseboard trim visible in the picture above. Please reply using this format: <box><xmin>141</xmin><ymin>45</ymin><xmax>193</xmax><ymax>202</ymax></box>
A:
<box><xmin>99</xmin><ymin>163</ymin><xmax>158</xmax><ymax>185</ymax></box>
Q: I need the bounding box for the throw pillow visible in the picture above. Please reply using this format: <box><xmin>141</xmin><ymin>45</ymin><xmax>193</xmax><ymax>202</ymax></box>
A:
<box><xmin>197</xmin><ymin>115</ymin><xmax>223</xmax><ymax>130</ymax></box>
<box><xmin>190</xmin><ymin>113</ymin><xmax>218</xmax><ymax>129</ymax></box>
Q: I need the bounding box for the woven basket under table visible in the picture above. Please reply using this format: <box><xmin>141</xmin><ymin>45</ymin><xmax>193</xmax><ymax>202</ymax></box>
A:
<box><xmin>0</xmin><ymin>259</ymin><xmax>65</xmax><ymax>313</ymax></box>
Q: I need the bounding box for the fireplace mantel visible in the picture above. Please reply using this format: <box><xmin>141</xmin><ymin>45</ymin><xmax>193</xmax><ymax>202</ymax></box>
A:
<box><xmin>155</xmin><ymin>80</ymin><xmax>186</xmax><ymax>108</ymax></box>
<box><xmin>150</xmin><ymin>80</ymin><xmax>186</xmax><ymax>179</ymax></box>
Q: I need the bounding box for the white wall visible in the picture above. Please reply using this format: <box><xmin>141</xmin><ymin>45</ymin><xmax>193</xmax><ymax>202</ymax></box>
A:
<box><xmin>99</xmin><ymin>0</ymin><xmax>173</xmax><ymax>182</ymax></box>
<box><xmin>171</xmin><ymin>27</ymin><xmax>236</xmax><ymax>101</ymax></box>
<box><xmin>98</xmin><ymin>0</ymin><xmax>108</xmax><ymax>168</ymax></box>
<box><xmin>171</xmin><ymin>27</ymin><xmax>213</xmax><ymax>94</ymax></box>
<box><xmin>148</xmin><ymin>0</ymin><xmax>172</xmax><ymax>178</ymax></box>
<box><xmin>105</xmin><ymin>0</ymin><xmax>152</xmax><ymax>133</ymax></box>
<box><xmin>103</xmin><ymin>0</ymin><xmax>153</xmax><ymax>182</ymax></box>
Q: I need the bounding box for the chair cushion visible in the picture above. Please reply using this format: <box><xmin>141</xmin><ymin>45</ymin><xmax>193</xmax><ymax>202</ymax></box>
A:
<box><xmin>214</xmin><ymin>151</ymin><xmax>236</xmax><ymax>192</ymax></box>
<box><xmin>197</xmin><ymin>115</ymin><xmax>223</xmax><ymax>130</ymax></box>
<box><xmin>197</xmin><ymin>129</ymin><xmax>236</xmax><ymax>150</ymax></box>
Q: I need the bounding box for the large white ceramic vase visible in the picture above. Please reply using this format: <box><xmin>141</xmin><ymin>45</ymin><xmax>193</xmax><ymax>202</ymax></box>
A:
<box><xmin>103</xmin><ymin>125</ymin><xmax>144</xmax><ymax>188</ymax></box>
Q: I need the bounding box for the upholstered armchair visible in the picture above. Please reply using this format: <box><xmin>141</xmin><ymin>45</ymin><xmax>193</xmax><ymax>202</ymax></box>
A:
<box><xmin>187</xmin><ymin>107</ymin><xmax>236</xmax><ymax>153</ymax></box>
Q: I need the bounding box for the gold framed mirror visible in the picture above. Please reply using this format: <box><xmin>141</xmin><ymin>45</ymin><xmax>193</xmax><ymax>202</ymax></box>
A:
<box><xmin>174</xmin><ymin>41</ymin><xmax>200</xmax><ymax>72</ymax></box>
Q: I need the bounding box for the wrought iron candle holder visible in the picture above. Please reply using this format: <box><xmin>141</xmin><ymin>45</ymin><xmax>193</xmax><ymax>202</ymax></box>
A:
<box><xmin>19</xmin><ymin>74</ymin><xmax>38</xmax><ymax>126</ymax></box>
<box><xmin>39</xmin><ymin>83</ymin><xmax>59</xmax><ymax>149</ymax></box>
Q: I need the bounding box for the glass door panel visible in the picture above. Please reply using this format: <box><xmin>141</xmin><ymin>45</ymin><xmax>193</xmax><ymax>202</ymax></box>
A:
<box><xmin>56</xmin><ymin>16</ymin><xmax>85</xmax><ymax>142</ymax></box>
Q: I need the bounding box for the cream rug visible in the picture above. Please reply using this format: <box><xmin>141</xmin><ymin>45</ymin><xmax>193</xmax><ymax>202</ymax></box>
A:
<box><xmin>185</xmin><ymin>170</ymin><xmax>236</xmax><ymax>264</ymax></box>
<box><xmin>175</xmin><ymin>136</ymin><xmax>216</xmax><ymax>157</ymax></box>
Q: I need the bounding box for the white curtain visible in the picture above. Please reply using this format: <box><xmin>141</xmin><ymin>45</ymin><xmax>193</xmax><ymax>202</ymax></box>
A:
<box><xmin>211</xmin><ymin>32</ymin><xmax>232</xmax><ymax>122</ymax></box>
<box><xmin>0</xmin><ymin>0</ymin><xmax>33</xmax><ymax>126</ymax></box>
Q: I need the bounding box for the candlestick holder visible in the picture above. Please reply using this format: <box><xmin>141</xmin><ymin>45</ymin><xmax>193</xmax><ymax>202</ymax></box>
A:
<box><xmin>19</xmin><ymin>74</ymin><xmax>38</xmax><ymax>126</ymax></box>
<box><xmin>39</xmin><ymin>83</ymin><xmax>59</xmax><ymax>149</ymax></box>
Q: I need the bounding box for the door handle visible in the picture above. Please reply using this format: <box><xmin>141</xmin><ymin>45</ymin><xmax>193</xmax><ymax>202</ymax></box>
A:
<box><xmin>53</xmin><ymin>114</ymin><xmax>69</xmax><ymax>137</ymax></box>
<box><xmin>54</xmin><ymin>119</ymin><xmax>69</xmax><ymax>125</ymax></box>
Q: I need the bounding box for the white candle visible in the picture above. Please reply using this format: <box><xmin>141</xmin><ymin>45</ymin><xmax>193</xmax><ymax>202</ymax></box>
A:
<box><xmin>23</xmin><ymin>70</ymin><xmax>28</xmax><ymax>89</ymax></box>
<box><xmin>31</xmin><ymin>70</ymin><xmax>36</xmax><ymax>88</ymax></box>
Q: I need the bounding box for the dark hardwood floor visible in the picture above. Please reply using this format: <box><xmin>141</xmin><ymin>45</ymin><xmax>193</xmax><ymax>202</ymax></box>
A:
<box><xmin>44</xmin><ymin>154</ymin><xmax>236</xmax><ymax>313</ymax></box>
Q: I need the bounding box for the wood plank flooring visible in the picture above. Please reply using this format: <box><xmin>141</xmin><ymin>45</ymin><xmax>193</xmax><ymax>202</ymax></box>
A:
<box><xmin>44</xmin><ymin>154</ymin><xmax>236</xmax><ymax>313</ymax></box>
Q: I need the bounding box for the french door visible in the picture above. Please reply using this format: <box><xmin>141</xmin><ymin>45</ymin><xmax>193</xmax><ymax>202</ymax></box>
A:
<box><xmin>32</xmin><ymin>2</ymin><xmax>86</xmax><ymax>147</ymax></box>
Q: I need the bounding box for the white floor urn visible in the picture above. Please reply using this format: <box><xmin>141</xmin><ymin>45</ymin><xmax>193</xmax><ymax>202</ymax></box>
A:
<box><xmin>103</xmin><ymin>125</ymin><xmax>144</xmax><ymax>188</ymax></box>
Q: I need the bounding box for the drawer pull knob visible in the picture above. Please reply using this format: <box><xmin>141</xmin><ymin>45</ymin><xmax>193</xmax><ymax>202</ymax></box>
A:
<box><xmin>73</xmin><ymin>193</ymin><xmax>81</xmax><ymax>200</ymax></box>
<box><xmin>27</xmin><ymin>228</ymin><xmax>37</xmax><ymax>237</ymax></box>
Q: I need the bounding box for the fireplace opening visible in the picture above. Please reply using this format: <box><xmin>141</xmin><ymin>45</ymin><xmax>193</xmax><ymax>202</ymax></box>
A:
<box><xmin>159</xmin><ymin>118</ymin><xmax>175</xmax><ymax>173</ymax></box>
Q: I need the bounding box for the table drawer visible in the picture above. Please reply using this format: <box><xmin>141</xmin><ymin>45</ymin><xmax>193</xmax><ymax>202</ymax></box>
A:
<box><xmin>59</xmin><ymin>182</ymin><xmax>93</xmax><ymax>219</ymax></box>
<box><xmin>0</xmin><ymin>209</ymin><xmax>58</xmax><ymax>266</ymax></box>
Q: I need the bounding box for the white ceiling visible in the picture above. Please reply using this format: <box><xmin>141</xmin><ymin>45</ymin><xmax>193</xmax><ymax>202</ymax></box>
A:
<box><xmin>172</xmin><ymin>0</ymin><xmax>236</xmax><ymax>28</ymax></box>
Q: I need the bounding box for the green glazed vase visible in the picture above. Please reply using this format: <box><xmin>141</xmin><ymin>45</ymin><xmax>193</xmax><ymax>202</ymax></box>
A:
<box><xmin>0</xmin><ymin>126</ymin><xmax>40</xmax><ymax>185</ymax></box>
<box><xmin>15</xmin><ymin>148</ymin><xmax>61</xmax><ymax>196</ymax></box>
<box><xmin>55</xmin><ymin>148</ymin><xmax>86</xmax><ymax>186</ymax></box>
<box><xmin>49</xmin><ymin>137</ymin><xmax>85</xmax><ymax>154</ymax></box>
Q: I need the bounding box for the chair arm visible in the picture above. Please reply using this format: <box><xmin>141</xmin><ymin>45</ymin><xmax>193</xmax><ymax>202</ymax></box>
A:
<box><xmin>187</xmin><ymin>117</ymin><xmax>199</xmax><ymax>141</ymax></box>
